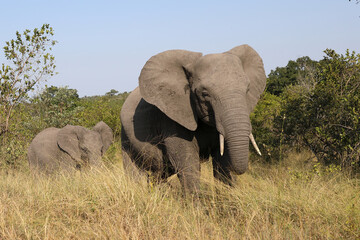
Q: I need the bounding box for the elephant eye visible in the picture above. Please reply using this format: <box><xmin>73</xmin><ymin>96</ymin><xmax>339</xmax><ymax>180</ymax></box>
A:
<box><xmin>200</xmin><ymin>88</ymin><xmax>210</xmax><ymax>99</ymax></box>
<box><xmin>195</xmin><ymin>88</ymin><xmax>210</xmax><ymax>101</ymax></box>
<box><xmin>202</xmin><ymin>91</ymin><xmax>209</xmax><ymax>98</ymax></box>
<box><xmin>80</xmin><ymin>146</ymin><xmax>89</xmax><ymax>153</ymax></box>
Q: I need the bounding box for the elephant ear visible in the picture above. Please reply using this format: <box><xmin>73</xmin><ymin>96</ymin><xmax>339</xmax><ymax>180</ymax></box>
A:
<box><xmin>57</xmin><ymin>125</ymin><xmax>84</xmax><ymax>163</ymax></box>
<box><xmin>93</xmin><ymin>121</ymin><xmax>113</xmax><ymax>154</ymax></box>
<box><xmin>139</xmin><ymin>50</ymin><xmax>203</xmax><ymax>131</ymax></box>
<box><xmin>227</xmin><ymin>44</ymin><xmax>266</xmax><ymax>112</ymax></box>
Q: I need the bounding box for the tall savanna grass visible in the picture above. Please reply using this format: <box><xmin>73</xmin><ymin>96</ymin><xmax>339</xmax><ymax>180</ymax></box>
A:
<box><xmin>0</xmin><ymin>151</ymin><xmax>359</xmax><ymax>239</ymax></box>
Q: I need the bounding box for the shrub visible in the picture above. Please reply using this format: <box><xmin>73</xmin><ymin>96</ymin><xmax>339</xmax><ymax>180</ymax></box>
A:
<box><xmin>251</xmin><ymin>92</ymin><xmax>283</xmax><ymax>161</ymax></box>
<box><xmin>281</xmin><ymin>49</ymin><xmax>360</xmax><ymax>169</ymax></box>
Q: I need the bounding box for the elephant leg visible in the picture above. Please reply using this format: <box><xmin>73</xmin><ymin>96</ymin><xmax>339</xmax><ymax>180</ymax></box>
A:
<box><xmin>122</xmin><ymin>149</ymin><xmax>147</xmax><ymax>182</ymax></box>
<box><xmin>164</xmin><ymin>137</ymin><xmax>200</xmax><ymax>194</ymax></box>
<box><xmin>211</xmin><ymin>150</ymin><xmax>234</xmax><ymax>187</ymax></box>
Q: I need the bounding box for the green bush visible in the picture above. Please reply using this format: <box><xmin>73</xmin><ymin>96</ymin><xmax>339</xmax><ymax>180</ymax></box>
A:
<box><xmin>30</xmin><ymin>85</ymin><xmax>83</xmax><ymax>128</ymax></box>
<box><xmin>76</xmin><ymin>92</ymin><xmax>129</xmax><ymax>138</ymax></box>
<box><xmin>251</xmin><ymin>92</ymin><xmax>283</xmax><ymax>161</ymax></box>
<box><xmin>252</xmin><ymin>49</ymin><xmax>360</xmax><ymax>171</ymax></box>
<box><xmin>281</xmin><ymin>49</ymin><xmax>360</xmax><ymax>169</ymax></box>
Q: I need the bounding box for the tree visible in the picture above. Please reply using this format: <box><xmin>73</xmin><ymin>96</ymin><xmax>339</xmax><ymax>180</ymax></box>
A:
<box><xmin>31</xmin><ymin>86</ymin><xmax>81</xmax><ymax>128</ymax></box>
<box><xmin>0</xmin><ymin>24</ymin><xmax>57</xmax><ymax>136</ymax></box>
<box><xmin>281</xmin><ymin>49</ymin><xmax>360</xmax><ymax>169</ymax></box>
<box><xmin>105</xmin><ymin>89</ymin><xmax>119</xmax><ymax>96</ymax></box>
<box><xmin>266</xmin><ymin>56</ymin><xmax>317</xmax><ymax>96</ymax></box>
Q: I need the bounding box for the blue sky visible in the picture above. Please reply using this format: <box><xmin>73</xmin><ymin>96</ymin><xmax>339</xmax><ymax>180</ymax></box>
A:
<box><xmin>1</xmin><ymin>0</ymin><xmax>359</xmax><ymax>96</ymax></box>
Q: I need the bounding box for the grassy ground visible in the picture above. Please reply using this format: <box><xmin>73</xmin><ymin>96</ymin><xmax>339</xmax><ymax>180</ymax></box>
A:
<box><xmin>0</xmin><ymin>150</ymin><xmax>359</xmax><ymax>239</ymax></box>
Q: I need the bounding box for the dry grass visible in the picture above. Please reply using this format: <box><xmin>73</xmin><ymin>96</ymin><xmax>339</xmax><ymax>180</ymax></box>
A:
<box><xmin>0</xmin><ymin>151</ymin><xmax>359</xmax><ymax>239</ymax></box>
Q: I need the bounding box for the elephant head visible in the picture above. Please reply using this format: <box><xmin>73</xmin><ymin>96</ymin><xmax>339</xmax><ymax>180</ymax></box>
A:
<box><xmin>93</xmin><ymin>121</ymin><xmax>114</xmax><ymax>155</ymax></box>
<box><xmin>139</xmin><ymin>44</ymin><xmax>266</xmax><ymax>174</ymax></box>
<box><xmin>57</xmin><ymin>122</ymin><xmax>113</xmax><ymax>168</ymax></box>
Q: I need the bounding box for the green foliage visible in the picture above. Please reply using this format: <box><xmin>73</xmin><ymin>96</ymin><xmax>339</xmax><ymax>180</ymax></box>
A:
<box><xmin>281</xmin><ymin>49</ymin><xmax>360</xmax><ymax>168</ymax></box>
<box><xmin>0</xmin><ymin>24</ymin><xmax>57</xmax><ymax>136</ymax></box>
<box><xmin>0</xmin><ymin>103</ymin><xmax>37</xmax><ymax>169</ymax></box>
<box><xmin>76</xmin><ymin>92</ymin><xmax>129</xmax><ymax>138</ymax></box>
<box><xmin>251</xmin><ymin>58</ymin><xmax>317</xmax><ymax>161</ymax></box>
<box><xmin>289</xmin><ymin>162</ymin><xmax>342</xmax><ymax>182</ymax></box>
<box><xmin>253</xmin><ymin>49</ymin><xmax>360</xmax><ymax>171</ymax></box>
<box><xmin>27</xmin><ymin>86</ymin><xmax>129</xmax><ymax>137</ymax></box>
<box><xmin>30</xmin><ymin>85</ymin><xmax>82</xmax><ymax>128</ymax></box>
<box><xmin>251</xmin><ymin>92</ymin><xmax>283</xmax><ymax>161</ymax></box>
<box><xmin>266</xmin><ymin>56</ymin><xmax>316</xmax><ymax>96</ymax></box>
<box><xmin>105</xmin><ymin>89</ymin><xmax>119</xmax><ymax>96</ymax></box>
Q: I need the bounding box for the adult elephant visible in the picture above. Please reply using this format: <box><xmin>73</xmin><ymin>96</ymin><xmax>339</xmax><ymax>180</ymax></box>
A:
<box><xmin>121</xmin><ymin>44</ymin><xmax>266</xmax><ymax>193</ymax></box>
<box><xmin>28</xmin><ymin>121</ymin><xmax>113</xmax><ymax>174</ymax></box>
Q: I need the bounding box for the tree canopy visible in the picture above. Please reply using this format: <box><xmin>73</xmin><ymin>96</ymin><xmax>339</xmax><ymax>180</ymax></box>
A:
<box><xmin>252</xmin><ymin>49</ymin><xmax>360</xmax><ymax>169</ymax></box>
<box><xmin>0</xmin><ymin>24</ymin><xmax>57</xmax><ymax>136</ymax></box>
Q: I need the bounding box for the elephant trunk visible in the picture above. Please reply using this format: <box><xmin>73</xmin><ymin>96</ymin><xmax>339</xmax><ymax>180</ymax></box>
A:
<box><xmin>216</xmin><ymin>96</ymin><xmax>251</xmax><ymax>175</ymax></box>
<box><xmin>88</xmin><ymin>150</ymin><xmax>103</xmax><ymax>168</ymax></box>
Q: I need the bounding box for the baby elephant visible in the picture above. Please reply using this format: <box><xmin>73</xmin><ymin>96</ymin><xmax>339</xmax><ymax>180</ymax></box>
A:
<box><xmin>28</xmin><ymin>121</ymin><xmax>113</xmax><ymax>174</ymax></box>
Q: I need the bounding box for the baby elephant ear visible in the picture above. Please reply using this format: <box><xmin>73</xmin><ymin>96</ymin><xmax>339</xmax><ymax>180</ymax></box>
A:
<box><xmin>227</xmin><ymin>44</ymin><xmax>266</xmax><ymax>112</ymax></box>
<box><xmin>57</xmin><ymin>125</ymin><xmax>84</xmax><ymax>163</ymax></box>
<box><xmin>139</xmin><ymin>50</ymin><xmax>202</xmax><ymax>131</ymax></box>
<box><xmin>93</xmin><ymin>121</ymin><xmax>113</xmax><ymax>154</ymax></box>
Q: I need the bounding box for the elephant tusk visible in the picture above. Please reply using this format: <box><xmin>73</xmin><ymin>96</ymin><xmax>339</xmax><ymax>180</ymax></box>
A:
<box><xmin>219</xmin><ymin>134</ymin><xmax>224</xmax><ymax>156</ymax></box>
<box><xmin>249</xmin><ymin>133</ymin><xmax>262</xmax><ymax>156</ymax></box>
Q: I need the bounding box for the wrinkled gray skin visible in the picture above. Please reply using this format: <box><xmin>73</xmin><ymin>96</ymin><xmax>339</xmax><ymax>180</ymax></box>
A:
<box><xmin>121</xmin><ymin>45</ymin><xmax>266</xmax><ymax>193</ymax></box>
<box><xmin>28</xmin><ymin>121</ymin><xmax>113</xmax><ymax>174</ymax></box>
